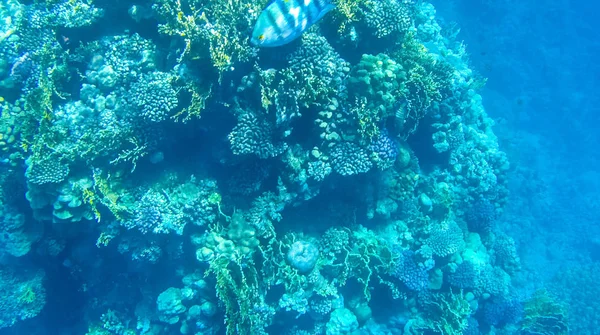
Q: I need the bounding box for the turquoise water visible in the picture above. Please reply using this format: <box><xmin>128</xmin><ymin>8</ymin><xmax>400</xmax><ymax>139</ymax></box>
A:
<box><xmin>0</xmin><ymin>0</ymin><xmax>596</xmax><ymax>334</ymax></box>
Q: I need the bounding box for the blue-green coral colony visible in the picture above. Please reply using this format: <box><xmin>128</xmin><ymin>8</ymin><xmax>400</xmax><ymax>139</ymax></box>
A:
<box><xmin>0</xmin><ymin>0</ymin><xmax>569</xmax><ymax>335</ymax></box>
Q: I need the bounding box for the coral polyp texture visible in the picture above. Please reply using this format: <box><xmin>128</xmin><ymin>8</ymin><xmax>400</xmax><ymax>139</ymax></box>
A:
<box><xmin>0</xmin><ymin>0</ymin><xmax>536</xmax><ymax>334</ymax></box>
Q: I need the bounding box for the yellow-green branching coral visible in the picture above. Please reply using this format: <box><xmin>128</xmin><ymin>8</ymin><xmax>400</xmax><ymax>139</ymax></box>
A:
<box><xmin>154</xmin><ymin>0</ymin><xmax>262</xmax><ymax>75</ymax></box>
<box><xmin>521</xmin><ymin>289</ymin><xmax>568</xmax><ymax>335</ymax></box>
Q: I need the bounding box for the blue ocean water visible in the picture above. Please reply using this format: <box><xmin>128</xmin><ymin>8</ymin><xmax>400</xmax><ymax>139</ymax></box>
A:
<box><xmin>0</xmin><ymin>0</ymin><xmax>597</xmax><ymax>334</ymax></box>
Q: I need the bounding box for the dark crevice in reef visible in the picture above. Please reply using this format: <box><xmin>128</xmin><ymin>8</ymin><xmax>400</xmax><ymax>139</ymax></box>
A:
<box><xmin>406</xmin><ymin>120</ymin><xmax>450</xmax><ymax>174</ymax></box>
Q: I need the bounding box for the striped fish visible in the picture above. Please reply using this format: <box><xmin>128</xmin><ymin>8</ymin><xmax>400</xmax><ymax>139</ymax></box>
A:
<box><xmin>251</xmin><ymin>0</ymin><xmax>335</xmax><ymax>47</ymax></box>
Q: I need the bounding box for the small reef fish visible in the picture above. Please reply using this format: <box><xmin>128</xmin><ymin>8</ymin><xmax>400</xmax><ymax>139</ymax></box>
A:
<box><xmin>251</xmin><ymin>0</ymin><xmax>335</xmax><ymax>47</ymax></box>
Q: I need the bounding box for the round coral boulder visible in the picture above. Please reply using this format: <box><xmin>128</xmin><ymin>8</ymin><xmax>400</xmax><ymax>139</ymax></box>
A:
<box><xmin>287</xmin><ymin>241</ymin><xmax>320</xmax><ymax>273</ymax></box>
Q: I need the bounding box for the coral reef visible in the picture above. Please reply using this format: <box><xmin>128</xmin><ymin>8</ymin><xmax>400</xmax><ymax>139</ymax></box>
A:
<box><xmin>0</xmin><ymin>0</ymin><xmax>522</xmax><ymax>333</ymax></box>
<box><xmin>0</xmin><ymin>267</ymin><xmax>46</xmax><ymax>329</ymax></box>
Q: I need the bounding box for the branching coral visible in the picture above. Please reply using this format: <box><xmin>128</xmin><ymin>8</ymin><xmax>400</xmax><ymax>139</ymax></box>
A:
<box><xmin>228</xmin><ymin>108</ymin><xmax>288</xmax><ymax>159</ymax></box>
<box><xmin>448</xmin><ymin>261</ymin><xmax>479</xmax><ymax>290</ymax></box>
<box><xmin>369</xmin><ymin>130</ymin><xmax>398</xmax><ymax>170</ymax></box>
<box><xmin>426</xmin><ymin>221</ymin><xmax>465</xmax><ymax>257</ymax></box>
<box><xmin>25</xmin><ymin>154</ymin><xmax>69</xmax><ymax>185</ymax></box>
<box><xmin>201</xmin><ymin>217</ymin><xmax>271</xmax><ymax>335</ymax></box>
<box><xmin>362</xmin><ymin>0</ymin><xmax>413</xmax><ymax>39</ymax></box>
<box><xmin>466</xmin><ymin>198</ymin><xmax>497</xmax><ymax>234</ymax></box>
<box><xmin>330</xmin><ymin>142</ymin><xmax>372</xmax><ymax>176</ymax></box>
<box><xmin>423</xmin><ymin>290</ymin><xmax>472</xmax><ymax>334</ymax></box>
<box><xmin>257</xmin><ymin>39</ymin><xmax>348</xmax><ymax>128</ymax></box>
<box><xmin>390</xmin><ymin>249</ymin><xmax>429</xmax><ymax>291</ymax></box>
<box><xmin>129</xmin><ymin>72</ymin><xmax>179</xmax><ymax>123</ymax></box>
<box><xmin>521</xmin><ymin>289</ymin><xmax>568</xmax><ymax>335</ymax></box>
<box><xmin>124</xmin><ymin>175</ymin><xmax>220</xmax><ymax>235</ymax></box>
<box><xmin>153</xmin><ymin>0</ymin><xmax>260</xmax><ymax>74</ymax></box>
<box><xmin>286</xmin><ymin>33</ymin><xmax>350</xmax><ymax>107</ymax></box>
<box><xmin>348</xmin><ymin>53</ymin><xmax>406</xmax><ymax>121</ymax></box>
<box><xmin>327</xmin><ymin>0</ymin><xmax>413</xmax><ymax>44</ymax></box>
<box><xmin>390</xmin><ymin>32</ymin><xmax>455</xmax><ymax>137</ymax></box>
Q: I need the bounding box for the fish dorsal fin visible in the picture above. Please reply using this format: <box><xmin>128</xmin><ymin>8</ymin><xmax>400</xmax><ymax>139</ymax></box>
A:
<box><xmin>262</xmin><ymin>0</ymin><xmax>278</xmax><ymax>10</ymax></box>
<box><xmin>263</xmin><ymin>0</ymin><xmax>298</xmax><ymax>9</ymax></box>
